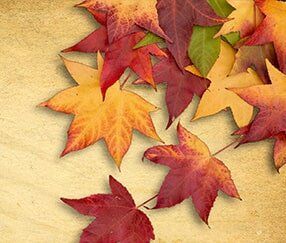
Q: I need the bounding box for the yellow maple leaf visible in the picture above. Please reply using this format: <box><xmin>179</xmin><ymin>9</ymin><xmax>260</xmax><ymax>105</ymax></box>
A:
<box><xmin>41</xmin><ymin>53</ymin><xmax>162</xmax><ymax>168</ymax></box>
<box><xmin>186</xmin><ymin>41</ymin><xmax>263</xmax><ymax>127</ymax></box>
<box><xmin>215</xmin><ymin>0</ymin><xmax>263</xmax><ymax>38</ymax></box>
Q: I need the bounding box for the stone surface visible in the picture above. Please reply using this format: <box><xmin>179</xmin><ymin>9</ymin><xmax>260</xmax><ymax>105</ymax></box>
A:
<box><xmin>0</xmin><ymin>0</ymin><xmax>286</xmax><ymax>242</ymax></box>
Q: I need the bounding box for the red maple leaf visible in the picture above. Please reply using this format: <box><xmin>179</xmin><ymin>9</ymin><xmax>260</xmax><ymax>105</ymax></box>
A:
<box><xmin>63</xmin><ymin>11</ymin><xmax>109</xmax><ymax>53</ymax></box>
<box><xmin>245</xmin><ymin>0</ymin><xmax>286</xmax><ymax>73</ymax></box>
<box><xmin>157</xmin><ymin>0</ymin><xmax>227</xmax><ymax>69</ymax></box>
<box><xmin>77</xmin><ymin>0</ymin><xmax>171</xmax><ymax>43</ymax></box>
<box><xmin>230</xmin><ymin>45</ymin><xmax>277</xmax><ymax>84</ymax></box>
<box><xmin>234</xmin><ymin>126</ymin><xmax>286</xmax><ymax>171</ymax></box>
<box><xmin>231</xmin><ymin>60</ymin><xmax>286</xmax><ymax>145</ymax></box>
<box><xmin>144</xmin><ymin>123</ymin><xmax>240</xmax><ymax>224</ymax></box>
<box><xmin>273</xmin><ymin>133</ymin><xmax>286</xmax><ymax>171</ymax></box>
<box><xmin>231</xmin><ymin>60</ymin><xmax>286</xmax><ymax>171</ymax></box>
<box><xmin>135</xmin><ymin>51</ymin><xmax>210</xmax><ymax>128</ymax></box>
<box><xmin>63</xmin><ymin>11</ymin><xmax>166</xmax><ymax>97</ymax></box>
<box><xmin>62</xmin><ymin>176</ymin><xmax>155</xmax><ymax>243</ymax></box>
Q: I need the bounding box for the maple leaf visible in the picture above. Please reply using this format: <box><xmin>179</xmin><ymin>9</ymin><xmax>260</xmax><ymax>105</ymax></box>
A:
<box><xmin>40</xmin><ymin>54</ymin><xmax>161</xmax><ymax>168</ymax></box>
<box><xmin>234</xmin><ymin>128</ymin><xmax>286</xmax><ymax>171</ymax></box>
<box><xmin>133</xmin><ymin>0</ymin><xmax>237</xmax><ymax>50</ymax></box>
<box><xmin>273</xmin><ymin>133</ymin><xmax>286</xmax><ymax>172</ymax></box>
<box><xmin>230</xmin><ymin>59</ymin><xmax>286</xmax><ymax>145</ymax></box>
<box><xmin>63</xmin><ymin>11</ymin><xmax>166</xmax><ymax>98</ymax></box>
<box><xmin>63</xmin><ymin>11</ymin><xmax>109</xmax><ymax>53</ymax></box>
<box><xmin>207</xmin><ymin>0</ymin><xmax>242</xmax><ymax>47</ymax></box>
<box><xmin>186</xmin><ymin>41</ymin><xmax>263</xmax><ymax>127</ymax></box>
<box><xmin>230</xmin><ymin>45</ymin><xmax>277</xmax><ymax>84</ymax></box>
<box><xmin>100</xmin><ymin>32</ymin><xmax>166</xmax><ymax>97</ymax></box>
<box><xmin>156</xmin><ymin>0</ymin><xmax>227</xmax><ymax>69</ymax></box>
<box><xmin>62</xmin><ymin>176</ymin><xmax>155</xmax><ymax>242</ymax></box>
<box><xmin>134</xmin><ymin>51</ymin><xmax>210</xmax><ymax>128</ymax></box>
<box><xmin>144</xmin><ymin>123</ymin><xmax>240</xmax><ymax>224</ymax></box>
<box><xmin>245</xmin><ymin>0</ymin><xmax>286</xmax><ymax>73</ymax></box>
<box><xmin>215</xmin><ymin>0</ymin><xmax>263</xmax><ymax>38</ymax></box>
<box><xmin>77</xmin><ymin>0</ymin><xmax>170</xmax><ymax>43</ymax></box>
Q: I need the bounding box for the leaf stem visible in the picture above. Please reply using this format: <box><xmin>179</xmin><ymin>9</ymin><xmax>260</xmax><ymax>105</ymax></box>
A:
<box><xmin>212</xmin><ymin>138</ymin><xmax>240</xmax><ymax>157</ymax></box>
<box><xmin>137</xmin><ymin>194</ymin><xmax>158</xmax><ymax>209</ymax></box>
<box><xmin>120</xmin><ymin>70</ymin><xmax>131</xmax><ymax>89</ymax></box>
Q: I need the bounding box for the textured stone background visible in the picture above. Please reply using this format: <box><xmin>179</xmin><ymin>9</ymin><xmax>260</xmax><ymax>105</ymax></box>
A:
<box><xmin>1</xmin><ymin>0</ymin><xmax>286</xmax><ymax>242</ymax></box>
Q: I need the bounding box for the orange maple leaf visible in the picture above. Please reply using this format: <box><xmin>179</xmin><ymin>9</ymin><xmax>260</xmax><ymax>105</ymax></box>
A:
<box><xmin>231</xmin><ymin>60</ymin><xmax>286</xmax><ymax>171</ymax></box>
<box><xmin>41</xmin><ymin>54</ymin><xmax>162</xmax><ymax>168</ymax></box>
<box><xmin>77</xmin><ymin>0</ymin><xmax>171</xmax><ymax>43</ymax></box>
<box><xmin>246</xmin><ymin>0</ymin><xmax>286</xmax><ymax>73</ymax></box>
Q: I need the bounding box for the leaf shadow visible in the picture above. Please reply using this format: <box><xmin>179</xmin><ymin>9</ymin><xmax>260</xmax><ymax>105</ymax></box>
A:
<box><xmin>236</xmin><ymin>140</ymin><xmax>278</xmax><ymax>175</ymax></box>
<box><xmin>186</xmin><ymin>200</ymin><xmax>209</xmax><ymax>226</ymax></box>
<box><xmin>57</xmin><ymin>200</ymin><xmax>93</xmax><ymax>242</ymax></box>
<box><xmin>73</xmin><ymin>7</ymin><xmax>99</xmax><ymax>28</ymax></box>
<box><xmin>266</xmin><ymin>140</ymin><xmax>280</xmax><ymax>175</ymax></box>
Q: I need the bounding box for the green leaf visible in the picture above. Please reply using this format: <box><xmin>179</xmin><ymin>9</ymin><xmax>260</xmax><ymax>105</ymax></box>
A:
<box><xmin>188</xmin><ymin>26</ymin><xmax>221</xmax><ymax>77</ymax></box>
<box><xmin>222</xmin><ymin>32</ymin><xmax>240</xmax><ymax>46</ymax></box>
<box><xmin>207</xmin><ymin>0</ymin><xmax>234</xmax><ymax>18</ymax></box>
<box><xmin>188</xmin><ymin>0</ymin><xmax>240</xmax><ymax>77</ymax></box>
<box><xmin>133</xmin><ymin>32</ymin><xmax>164</xmax><ymax>49</ymax></box>
<box><xmin>208</xmin><ymin>0</ymin><xmax>241</xmax><ymax>46</ymax></box>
